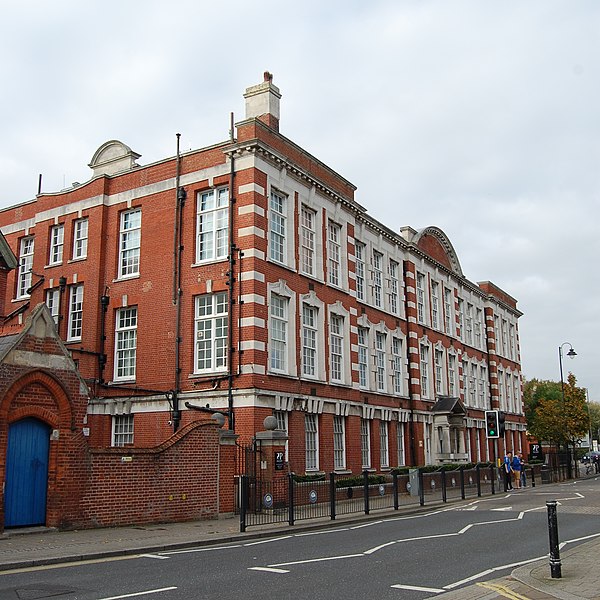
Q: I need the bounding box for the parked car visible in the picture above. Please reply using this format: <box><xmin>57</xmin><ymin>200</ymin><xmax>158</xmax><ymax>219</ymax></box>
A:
<box><xmin>581</xmin><ymin>451</ymin><xmax>600</xmax><ymax>463</ymax></box>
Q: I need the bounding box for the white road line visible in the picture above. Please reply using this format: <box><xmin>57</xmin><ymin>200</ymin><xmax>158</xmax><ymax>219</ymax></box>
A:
<box><xmin>162</xmin><ymin>544</ymin><xmax>242</xmax><ymax>555</ymax></box>
<box><xmin>364</xmin><ymin>541</ymin><xmax>397</xmax><ymax>555</ymax></box>
<box><xmin>294</xmin><ymin>528</ymin><xmax>349</xmax><ymax>537</ymax></box>
<box><xmin>271</xmin><ymin>553</ymin><xmax>364</xmax><ymax>567</ymax></box>
<box><xmin>458</xmin><ymin>524</ymin><xmax>473</xmax><ymax>534</ymax></box>
<box><xmin>249</xmin><ymin>567</ymin><xmax>290</xmax><ymax>573</ymax></box>
<box><xmin>391</xmin><ymin>584</ymin><xmax>445</xmax><ymax>593</ymax></box>
<box><xmin>395</xmin><ymin>532</ymin><xmax>459</xmax><ymax>543</ymax></box>
<box><xmin>444</xmin><ymin>556</ymin><xmax>545</xmax><ymax>589</ymax></box>
<box><xmin>351</xmin><ymin>520</ymin><xmax>382</xmax><ymax>529</ymax></box>
<box><xmin>490</xmin><ymin>507</ymin><xmax>512</xmax><ymax>511</ymax></box>
<box><xmin>565</xmin><ymin>531</ymin><xmax>600</xmax><ymax>544</ymax></box>
<box><xmin>244</xmin><ymin>536</ymin><xmax>292</xmax><ymax>546</ymax></box>
<box><xmin>139</xmin><ymin>554</ymin><xmax>170</xmax><ymax>560</ymax></box>
<box><xmin>98</xmin><ymin>587</ymin><xmax>177</xmax><ymax>600</ymax></box>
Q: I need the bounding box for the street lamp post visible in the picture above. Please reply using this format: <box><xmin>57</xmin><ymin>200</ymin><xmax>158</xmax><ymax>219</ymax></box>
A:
<box><xmin>558</xmin><ymin>342</ymin><xmax>577</xmax><ymax>477</ymax></box>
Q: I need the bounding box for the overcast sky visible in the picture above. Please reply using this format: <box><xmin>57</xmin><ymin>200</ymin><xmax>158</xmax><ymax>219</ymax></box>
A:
<box><xmin>1</xmin><ymin>1</ymin><xmax>598</xmax><ymax>400</ymax></box>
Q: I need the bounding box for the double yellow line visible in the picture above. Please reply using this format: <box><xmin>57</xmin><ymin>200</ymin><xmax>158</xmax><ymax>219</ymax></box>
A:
<box><xmin>476</xmin><ymin>581</ymin><xmax>531</xmax><ymax>599</ymax></box>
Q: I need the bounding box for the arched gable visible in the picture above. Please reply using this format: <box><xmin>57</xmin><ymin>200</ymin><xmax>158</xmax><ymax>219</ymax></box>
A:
<box><xmin>413</xmin><ymin>226</ymin><xmax>464</xmax><ymax>277</ymax></box>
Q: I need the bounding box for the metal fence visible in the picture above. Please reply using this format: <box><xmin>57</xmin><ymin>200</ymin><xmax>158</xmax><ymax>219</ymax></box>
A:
<box><xmin>238</xmin><ymin>463</ymin><xmax>510</xmax><ymax>532</ymax></box>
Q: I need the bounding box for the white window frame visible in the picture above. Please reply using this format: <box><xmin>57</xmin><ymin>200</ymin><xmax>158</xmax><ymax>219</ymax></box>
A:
<box><xmin>329</xmin><ymin>314</ymin><xmax>344</xmax><ymax>383</ymax></box>
<box><xmin>397</xmin><ymin>422</ymin><xmax>406</xmax><ymax>466</ymax></box>
<box><xmin>67</xmin><ymin>284</ymin><xmax>84</xmax><ymax>342</ymax></box>
<box><xmin>465</xmin><ymin>303</ymin><xmax>474</xmax><ymax>345</ymax></box>
<box><xmin>372</xmin><ymin>251</ymin><xmax>383</xmax><ymax>308</ymax></box>
<box><xmin>333</xmin><ymin>415</ymin><xmax>346</xmax><ymax>470</ymax></box>
<box><xmin>269</xmin><ymin>189</ymin><xmax>287</xmax><ymax>264</ymax></box>
<box><xmin>444</xmin><ymin>288</ymin><xmax>454</xmax><ymax>335</ymax></box>
<box><xmin>305</xmin><ymin>414</ymin><xmax>319</xmax><ymax>471</ymax></box>
<box><xmin>416</xmin><ymin>272</ymin><xmax>426</xmax><ymax>324</ymax></box>
<box><xmin>448</xmin><ymin>353</ymin><xmax>457</xmax><ymax>397</ymax></box>
<box><xmin>392</xmin><ymin>337</ymin><xmax>403</xmax><ymax>395</ymax></box>
<box><xmin>380</xmin><ymin>421</ymin><xmax>389</xmax><ymax>468</ymax></box>
<box><xmin>358</xmin><ymin>327</ymin><xmax>369</xmax><ymax>389</ymax></box>
<box><xmin>196</xmin><ymin>187</ymin><xmax>229</xmax><ymax>263</ymax></box>
<box><xmin>420</xmin><ymin>343</ymin><xmax>430</xmax><ymax>398</ymax></box>
<box><xmin>269</xmin><ymin>294</ymin><xmax>289</xmax><ymax>373</ymax></box>
<box><xmin>45</xmin><ymin>288</ymin><xmax>60</xmax><ymax>325</ymax></box>
<box><xmin>355</xmin><ymin>242</ymin><xmax>366</xmax><ymax>301</ymax></box>
<box><xmin>118</xmin><ymin>208</ymin><xmax>141</xmax><ymax>279</ymax></box>
<box><xmin>434</xmin><ymin>348</ymin><xmax>444</xmax><ymax>395</ymax></box>
<box><xmin>361</xmin><ymin>418</ymin><xmax>371</xmax><ymax>469</ymax></box>
<box><xmin>430</xmin><ymin>282</ymin><xmax>439</xmax><ymax>330</ymax></box>
<box><xmin>72</xmin><ymin>218</ymin><xmax>88</xmax><ymax>260</ymax></box>
<box><xmin>327</xmin><ymin>221</ymin><xmax>342</xmax><ymax>287</ymax></box>
<box><xmin>17</xmin><ymin>236</ymin><xmax>34</xmax><ymax>299</ymax></box>
<box><xmin>112</xmin><ymin>414</ymin><xmax>134</xmax><ymax>447</ymax></box>
<box><xmin>302</xmin><ymin>304</ymin><xmax>318</xmax><ymax>377</ymax></box>
<box><xmin>474</xmin><ymin>308</ymin><xmax>483</xmax><ymax>348</ymax></box>
<box><xmin>375</xmin><ymin>331</ymin><xmax>386</xmax><ymax>392</ymax></box>
<box><xmin>115</xmin><ymin>307</ymin><xmax>137</xmax><ymax>381</ymax></box>
<box><xmin>478</xmin><ymin>365</ymin><xmax>487</xmax><ymax>407</ymax></box>
<box><xmin>469</xmin><ymin>363</ymin><xmax>477</xmax><ymax>406</ymax></box>
<box><xmin>194</xmin><ymin>292</ymin><xmax>228</xmax><ymax>373</ymax></box>
<box><xmin>458</xmin><ymin>298</ymin><xmax>465</xmax><ymax>340</ymax></box>
<box><xmin>389</xmin><ymin>260</ymin><xmax>399</xmax><ymax>315</ymax></box>
<box><xmin>48</xmin><ymin>224</ymin><xmax>64</xmax><ymax>266</ymax></box>
<box><xmin>300</xmin><ymin>205</ymin><xmax>316</xmax><ymax>276</ymax></box>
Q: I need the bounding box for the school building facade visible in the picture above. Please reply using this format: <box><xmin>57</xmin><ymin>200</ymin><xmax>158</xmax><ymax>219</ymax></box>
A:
<box><xmin>0</xmin><ymin>73</ymin><xmax>525</xmax><ymax>529</ymax></box>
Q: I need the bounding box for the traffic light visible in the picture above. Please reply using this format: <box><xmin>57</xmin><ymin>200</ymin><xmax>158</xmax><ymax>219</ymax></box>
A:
<box><xmin>485</xmin><ymin>410</ymin><xmax>500</xmax><ymax>438</ymax></box>
<box><xmin>498</xmin><ymin>411</ymin><xmax>506</xmax><ymax>436</ymax></box>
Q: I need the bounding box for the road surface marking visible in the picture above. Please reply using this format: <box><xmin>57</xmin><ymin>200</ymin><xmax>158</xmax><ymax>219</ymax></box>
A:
<box><xmin>98</xmin><ymin>587</ymin><xmax>177</xmax><ymax>600</ymax></box>
<box><xmin>0</xmin><ymin>555</ymin><xmax>142</xmax><ymax>575</ymax></box>
<box><xmin>491</xmin><ymin>506</ymin><xmax>512</xmax><ymax>511</ymax></box>
<box><xmin>445</xmin><ymin>556</ymin><xmax>544</xmax><ymax>589</ymax></box>
<box><xmin>140</xmin><ymin>554</ymin><xmax>169</xmax><ymax>560</ymax></box>
<box><xmin>271</xmin><ymin>553</ymin><xmax>364</xmax><ymax>567</ymax></box>
<box><xmin>364</xmin><ymin>541</ymin><xmax>396</xmax><ymax>554</ymax></box>
<box><xmin>351</xmin><ymin>520</ymin><xmax>382</xmax><ymax>529</ymax></box>
<box><xmin>249</xmin><ymin>567</ymin><xmax>290</xmax><ymax>573</ymax></box>
<box><xmin>391</xmin><ymin>584</ymin><xmax>444</xmax><ymax>593</ymax></box>
<box><xmin>162</xmin><ymin>544</ymin><xmax>242</xmax><ymax>555</ymax></box>
<box><xmin>477</xmin><ymin>582</ymin><xmax>531</xmax><ymax>599</ymax></box>
<box><xmin>294</xmin><ymin>528</ymin><xmax>350</xmax><ymax>537</ymax></box>
<box><xmin>244</xmin><ymin>536</ymin><xmax>292</xmax><ymax>546</ymax></box>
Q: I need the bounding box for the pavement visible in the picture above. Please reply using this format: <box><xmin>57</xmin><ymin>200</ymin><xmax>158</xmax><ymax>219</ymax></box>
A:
<box><xmin>1</xmin><ymin>490</ymin><xmax>600</xmax><ymax>599</ymax></box>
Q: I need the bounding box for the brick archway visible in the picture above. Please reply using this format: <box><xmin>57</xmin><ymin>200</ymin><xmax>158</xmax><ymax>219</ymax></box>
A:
<box><xmin>0</xmin><ymin>370</ymin><xmax>74</xmax><ymax>430</ymax></box>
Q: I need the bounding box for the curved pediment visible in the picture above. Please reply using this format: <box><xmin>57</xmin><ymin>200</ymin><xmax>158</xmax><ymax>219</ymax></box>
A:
<box><xmin>89</xmin><ymin>140</ymin><xmax>141</xmax><ymax>177</ymax></box>
<box><xmin>413</xmin><ymin>226</ymin><xmax>463</xmax><ymax>277</ymax></box>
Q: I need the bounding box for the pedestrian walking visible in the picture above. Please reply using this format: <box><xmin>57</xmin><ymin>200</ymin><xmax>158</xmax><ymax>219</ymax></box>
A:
<box><xmin>512</xmin><ymin>452</ymin><xmax>521</xmax><ymax>489</ymax></box>
<box><xmin>503</xmin><ymin>451</ymin><xmax>513</xmax><ymax>491</ymax></box>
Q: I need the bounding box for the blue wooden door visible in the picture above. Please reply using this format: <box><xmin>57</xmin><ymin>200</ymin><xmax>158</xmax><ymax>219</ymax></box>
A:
<box><xmin>4</xmin><ymin>418</ymin><xmax>51</xmax><ymax>527</ymax></box>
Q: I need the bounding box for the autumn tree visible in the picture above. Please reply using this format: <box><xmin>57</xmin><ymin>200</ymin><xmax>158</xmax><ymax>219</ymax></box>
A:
<box><xmin>525</xmin><ymin>374</ymin><xmax>588</xmax><ymax>450</ymax></box>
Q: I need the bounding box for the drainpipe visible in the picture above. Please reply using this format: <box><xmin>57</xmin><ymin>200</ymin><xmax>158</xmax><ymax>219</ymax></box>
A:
<box><xmin>99</xmin><ymin>289</ymin><xmax>110</xmax><ymax>383</ymax></box>
<box><xmin>227</xmin><ymin>113</ymin><xmax>237</xmax><ymax>431</ymax></box>
<box><xmin>171</xmin><ymin>133</ymin><xmax>186</xmax><ymax>431</ymax></box>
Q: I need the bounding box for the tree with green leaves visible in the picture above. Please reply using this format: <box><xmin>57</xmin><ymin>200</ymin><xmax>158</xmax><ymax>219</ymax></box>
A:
<box><xmin>524</xmin><ymin>374</ymin><xmax>588</xmax><ymax>450</ymax></box>
<box><xmin>588</xmin><ymin>401</ymin><xmax>600</xmax><ymax>444</ymax></box>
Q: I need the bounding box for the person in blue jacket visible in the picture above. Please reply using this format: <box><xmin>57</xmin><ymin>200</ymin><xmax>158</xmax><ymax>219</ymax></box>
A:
<box><xmin>503</xmin><ymin>451</ymin><xmax>513</xmax><ymax>491</ymax></box>
<box><xmin>511</xmin><ymin>452</ymin><xmax>521</xmax><ymax>489</ymax></box>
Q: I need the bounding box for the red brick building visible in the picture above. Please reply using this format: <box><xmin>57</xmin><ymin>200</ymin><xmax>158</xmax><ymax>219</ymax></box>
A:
<box><xmin>0</xmin><ymin>74</ymin><xmax>525</xmax><ymax>525</ymax></box>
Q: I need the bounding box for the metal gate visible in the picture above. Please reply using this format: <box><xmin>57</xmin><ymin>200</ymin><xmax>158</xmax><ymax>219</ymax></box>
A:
<box><xmin>4</xmin><ymin>418</ymin><xmax>51</xmax><ymax>527</ymax></box>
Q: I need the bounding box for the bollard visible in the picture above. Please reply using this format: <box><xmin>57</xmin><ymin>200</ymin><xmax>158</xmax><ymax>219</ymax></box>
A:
<box><xmin>546</xmin><ymin>500</ymin><xmax>562</xmax><ymax>578</ymax></box>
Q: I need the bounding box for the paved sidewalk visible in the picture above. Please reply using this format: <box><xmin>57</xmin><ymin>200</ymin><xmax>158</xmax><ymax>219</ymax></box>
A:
<box><xmin>1</xmin><ymin>501</ymin><xmax>600</xmax><ymax>598</ymax></box>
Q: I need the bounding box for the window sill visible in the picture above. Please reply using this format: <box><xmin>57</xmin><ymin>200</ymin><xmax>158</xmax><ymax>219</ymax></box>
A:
<box><xmin>68</xmin><ymin>257</ymin><xmax>87</xmax><ymax>264</ymax></box>
<box><xmin>44</xmin><ymin>263</ymin><xmax>63</xmax><ymax>269</ymax></box>
<box><xmin>191</xmin><ymin>257</ymin><xmax>228</xmax><ymax>268</ymax></box>
<box><xmin>112</xmin><ymin>274</ymin><xmax>140</xmax><ymax>283</ymax></box>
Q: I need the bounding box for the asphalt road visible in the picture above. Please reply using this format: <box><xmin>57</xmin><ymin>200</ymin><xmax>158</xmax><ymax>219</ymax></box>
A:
<box><xmin>3</xmin><ymin>478</ymin><xmax>600</xmax><ymax>600</ymax></box>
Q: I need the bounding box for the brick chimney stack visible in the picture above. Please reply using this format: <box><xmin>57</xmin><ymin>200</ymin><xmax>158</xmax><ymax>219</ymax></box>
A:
<box><xmin>243</xmin><ymin>71</ymin><xmax>281</xmax><ymax>131</ymax></box>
